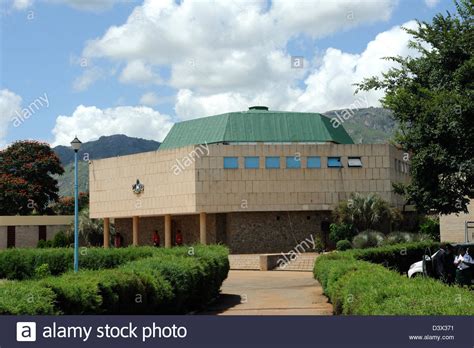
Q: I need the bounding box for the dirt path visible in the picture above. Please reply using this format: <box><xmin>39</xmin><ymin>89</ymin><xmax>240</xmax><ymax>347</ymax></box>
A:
<box><xmin>201</xmin><ymin>270</ymin><xmax>333</xmax><ymax>315</ymax></box>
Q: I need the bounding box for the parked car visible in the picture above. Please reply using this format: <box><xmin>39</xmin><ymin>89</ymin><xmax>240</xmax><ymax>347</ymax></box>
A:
<box><xmin>408</xmin><ymin>243</ymin><xmax>474</xmax><ymax>283</ymax></box>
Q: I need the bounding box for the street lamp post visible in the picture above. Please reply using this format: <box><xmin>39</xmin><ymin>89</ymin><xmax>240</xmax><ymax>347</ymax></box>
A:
<box><xmin>70</xmin><ymin>136</ymin><xmax>82</xmax><ymax>273</ymax></box>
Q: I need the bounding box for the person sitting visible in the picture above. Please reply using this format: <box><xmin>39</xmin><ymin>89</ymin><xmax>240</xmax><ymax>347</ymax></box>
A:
<box><xmin>175</xmin><ymin>229</ymin><xmax>183</xmax><ymax>246</ymax></box>
<box><xmin>454</xmin><ymin>247</ymin><xmax>473</xmax><ymax>286</ymax></box>
<box><xmin>153</xmin><ymin>230</ymin><xmax>160</xmax><ymax>247</ymax></box>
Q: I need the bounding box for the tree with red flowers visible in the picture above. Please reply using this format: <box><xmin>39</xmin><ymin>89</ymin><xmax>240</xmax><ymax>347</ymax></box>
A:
<box><xmin>0</xmin><ymin>141</ymin><xmax>64</xmax><ymax>215</ymax></box>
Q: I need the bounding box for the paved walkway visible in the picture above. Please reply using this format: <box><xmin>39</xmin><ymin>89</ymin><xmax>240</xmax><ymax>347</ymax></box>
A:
<box><xmin>201</xmin><ymin>270</ymin><xmax>333</xmax><ymax>315</ymax></box>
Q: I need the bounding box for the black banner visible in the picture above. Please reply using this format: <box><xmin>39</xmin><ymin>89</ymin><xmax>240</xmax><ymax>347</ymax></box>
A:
<box><xmin>3</xmin><ymin>316</ymin><xmax>473</xmax><ymax>347</ymax></box>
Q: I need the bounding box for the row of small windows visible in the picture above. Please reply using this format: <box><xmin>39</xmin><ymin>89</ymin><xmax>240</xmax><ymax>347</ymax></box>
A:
<box><xmin>223</xmin><ymin>156</ymin><xmax>363</xmax><ymax>169</ymax></box>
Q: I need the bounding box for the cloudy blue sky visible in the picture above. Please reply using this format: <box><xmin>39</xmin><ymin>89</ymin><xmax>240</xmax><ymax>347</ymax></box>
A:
<box><xmin>0</xmin><ymin>0</ymin><xmax>455</xmax><ymax>147</ymax></box>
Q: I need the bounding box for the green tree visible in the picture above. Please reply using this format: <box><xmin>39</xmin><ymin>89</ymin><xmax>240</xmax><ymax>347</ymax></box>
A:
<box><xmin>333</xmin><ymin>193</ymin><xmax>397</xmax><ymax>233</ymax></box>
<box><xmin>0</xmin><ymin>141</ymin><xmax>64</xmax><ymax>215</ymax></box>
<box><xmin>356</xmin><ymin>0</ymin><xmax>473</xmax><ymax>214</ymax></box>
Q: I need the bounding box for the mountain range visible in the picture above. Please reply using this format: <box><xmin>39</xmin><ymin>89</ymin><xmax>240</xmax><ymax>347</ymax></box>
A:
<box><xmin>54</xmin><ymin>107</ymin><xmax>397</xmax><ymax>196</ymax></box>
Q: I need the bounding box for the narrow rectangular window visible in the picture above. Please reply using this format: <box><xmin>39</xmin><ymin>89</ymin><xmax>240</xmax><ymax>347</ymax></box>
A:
<box><xmin>286</xmin><ymin>156</ymin><xmax>301</xmax><ymax>169</ymax></box>
<box><xmin>327</xmin><ymin>157</ymin><xmax>342</xmax><ymax>168</ymax></box>
<box><xmin>7</xmin><ymin>226</ymin><xmax>15</xmax><ymax>248</ymax></box>
<box><xmin>223</xmin><ymin>157</ymin><xmax>239</xmax><ymax>169</ymax></box>
<box><xmin>39</xmin><ymin>226</ymin><xmax>47</xmax><ymax>241</ymax></box>
<box><xmin>265</xmin><ymin>156</ymin><xmax>280</xmax><ymax>169</ymax></box>
<box><xmin>348</xmin><ymin>157</ymin><xmax>362</xmax><ymax>167</ymax></box>
<box><xmin>307</xmin><ymin>156</ymin><xmax>321</xmax><ymax>169</ymax></box>
<box><xmin>244</xmin><ymin>156</ymin><xmax>259</xmax><ymax>169</ymax></box>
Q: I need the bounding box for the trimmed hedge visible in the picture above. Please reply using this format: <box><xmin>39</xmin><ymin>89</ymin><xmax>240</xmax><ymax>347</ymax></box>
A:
<box><xmin>314</xmin><ymin>246</ymin><xmax>474</xmax><ymax>315</ymax></box>
<box><xmin>0</xmin><ymin>245</ymin><xmax>229</xmax><ymax>315</ymax></box>
<box><xmin>350</xmin><ymin>241</ymin><xmax>440</xmax><ymax>273</ymax></box>
<box><xmin>0</xmin><ymin>247</ymin><xmax>156</xmax><ymax>280</ymax></box>
<box><xmin>0</xmin><ymin>281</ymin><xmax>57</xmax><ymax>315</ymax></box>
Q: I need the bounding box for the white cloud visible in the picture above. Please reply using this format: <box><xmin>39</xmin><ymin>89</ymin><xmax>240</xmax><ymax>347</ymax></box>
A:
<box><xmin>424</xmin><ymin>0</ymin><xmax>440</xmax><ymax>8</ymax></box>
<box><xmin>174</xmin><ymin>21</ymin><xmax>419</xmax><ymax>117</ymax></box>
<box><xmin>51</xmin><ymin>105</ymin><xmax>173</xmax><ymax>146</ymax></box>
<box><xmin>10</xmin><ymin>0</ymin><xmax>128</xmax><ymax>12</ymax></box>
<box><xmin>0</xmin><ymin>89</ymin><xmax>22</xmax><ymax>146</ymax></box>
<box><xmin>119</xmin><ymin>60</ymin><xmax>162</xmax><ymax>85</ymax></box>
<box><xmin>12</xmin><ymin>0</ymin><xmax>33</xmax><ymax>10</ymax></box>
<box><xmin>82</xmin><ymin>0</ymin><xmax>397</xmax><ymax>93</ymax></box>
<box><xmin>73</xmin><ymin>66</ymin><xmax>106</xmax><ymax>91</ymax></box>
<box><xmin>139</xmin><ymin>92</ymin><xmax>158</xmax><ymax>106</ymax></box>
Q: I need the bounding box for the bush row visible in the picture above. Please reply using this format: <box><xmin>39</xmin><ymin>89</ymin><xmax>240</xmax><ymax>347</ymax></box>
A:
<box><xmin>0</xmin><ymin>247</ymin><xmax>156</xmax><ymax>280</ymax></box>
<box><xmin>0</xmin><ymin>245</ymin><xmax>230</xmax><ymax>315</ymax></box>
<box><xmin>314</xmin><ymin>252</ymin><xmax>474</xmax><ymax>315</ymax></box>
<box><xmin>350</xmin><ymin>241</ymin><xmax>440</xmax><ymax>273</ymax></box>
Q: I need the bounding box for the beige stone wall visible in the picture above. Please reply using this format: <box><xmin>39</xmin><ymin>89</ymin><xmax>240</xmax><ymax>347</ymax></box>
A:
<box><xmin>0</xmin><ymin>227</ymin><xmax>7</xmax><ymax>249</ymax></box>
<box><xmin>225</xmin><ymin>211</ymin><xmax>331</xmax><ymax>254</ymax></box>
<box><xmin>115</xmin><ymin>214</ymin><xmax>217</xmax><ymax>247</ymax></box>
<box><xmin>15</xmin><ymin>226</ymin><xmax>39</xmax><ymax>248</ymax></box>
<box><xmin>89</xmin><ymin>143</ymin><xmax>409</xmax><ymax>219</ymax></box>
<box><xmin>0</xmin><ymin>224</ymin><xmax>69</xmax><ymax>249</ymax></box>
<box><xmin>440</xmin><ymin>200</ymin><xmax>474</xmax><ymax>243</ymax></box>
<box><xmin>89</xmin><ymin>146</ymin><xmax>198</xmax><ymax>219</ymax></box>
<box><xmin>196</xmin><ymin>143</ymin><xmax>409</xmax><ymax>213</ymax></box>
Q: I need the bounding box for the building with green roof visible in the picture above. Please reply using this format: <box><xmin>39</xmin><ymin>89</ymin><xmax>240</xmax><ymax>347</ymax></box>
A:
<box><xmin>89</xmin><ymin>106</ymin><xmax>410</xmax><ymax>254</ymax></box>
<box><xmin>160</xmin><ymin>106</ymin><xmax>354</xmax><ymax>150</ymax></box>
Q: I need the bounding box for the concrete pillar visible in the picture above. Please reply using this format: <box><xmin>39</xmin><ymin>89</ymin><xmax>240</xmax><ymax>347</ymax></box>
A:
<box><xmin>165</xmin><ymin>214</ymin><xmax>171</xmax><ymax>248</ymax></box>
<box><xmin>199</xmin><ymin>212</ymin><xmax>207</xmax><ymax>245</ymax></box>
<box><xmin>103</xmin><ymin>218</ymin><xmax>110</xmax><ymax>248</ymax></box>
<box><xmin>132</xmin><ymin>216</ymin><xmax>139</xmax><ymax>246</ymax></box>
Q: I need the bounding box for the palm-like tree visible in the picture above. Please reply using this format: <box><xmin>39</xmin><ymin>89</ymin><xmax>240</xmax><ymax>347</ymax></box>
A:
<box><xmin>334</xmin><ymin>193</ymin><xmax>397</xmax><ymax>232</ymax></box>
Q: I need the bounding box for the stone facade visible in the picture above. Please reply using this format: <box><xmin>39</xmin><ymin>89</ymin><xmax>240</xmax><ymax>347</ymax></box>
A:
<box><xmin>0</xmin><ymin>216</ymin><xmax>73</xmax><ymax>249</ymax></box>
<box><xmin>115</xmin><ymin>211</ymin><xmax>331</xmax><ymax>254</ymax></box>
<box><xmin>90</xmin><ymin>142</ymin><xmax>412</xmax><ymax>253</ymax></box>
<box><xmin>440</xmin><ymin>200</ymin><xmax>474</xmax><ymax>243</ymax></box>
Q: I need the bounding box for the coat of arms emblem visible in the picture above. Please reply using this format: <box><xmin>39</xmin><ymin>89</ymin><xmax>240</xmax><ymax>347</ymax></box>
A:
<box><xmin>132</xmin><ymin>179</ymin><xmax>144</xmax><ymax>194</ymax></box>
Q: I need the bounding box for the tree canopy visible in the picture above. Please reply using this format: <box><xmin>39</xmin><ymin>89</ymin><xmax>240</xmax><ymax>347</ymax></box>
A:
<box><xmin>357</xmin><ymin>0</ymin><xmax>473</xmax><ymax>215</ymax></box>
<box><xmin>0</xmin><ymin>141</ymin><xmax>64</xmax><ymax>215</ymax></box>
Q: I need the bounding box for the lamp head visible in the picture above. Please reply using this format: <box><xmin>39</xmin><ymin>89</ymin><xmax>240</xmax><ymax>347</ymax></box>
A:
<box><xmin>70</xmin><ymin>136</ymin><xmax>82</xmax><ymax>152</ymax></box>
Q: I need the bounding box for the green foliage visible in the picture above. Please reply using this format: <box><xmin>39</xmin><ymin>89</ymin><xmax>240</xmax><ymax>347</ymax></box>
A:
<box><xmin>52</xmin><ymin>230</ymin><xmax>74</xmax><ymax>248</ymax></box>
<box><xmin>64</xmin><ymin>207</ymin><xmax>106</xmax><ymax>246</ymax></box>
<box><xmin>0</xmin><ymin>140</ymin><xmax>64</xmax><ymax>215</ymax></box>
<box><xmin>34</xmin><ymin>263</ymin><xmax>51</xmax><ymax>279</ymax></box>
<box><xmin>313</xmin><ymin>236</ymin><xmax>325</xmax><ymax>253</ymax></box>
<box><xmin>352</xmin><ymin>230</ymin><xmax>385</xmax><ymax>249</ymax></box>
<box><xmin>51</xmin><ymin>192</ymin><xmax>89</xmax><ymax>215</ymax></box>
<box><xmin>336</xmin><ymin>240</ymin><xmax>352</xmax><ymax>251</ymax></box>
<box><xmin>0</xmin><ymin>245</ymin><xmax>229</xmax><ymax>315</ymax></box>
<box><xmin>333</xmin><ymin>193</ymin><xmax>397</xmax><ymax>232</ymax></box>
<box><xmin>384</xmin><ymin>231</ymin><xmax>432</xmax><ymax>245</ymax></box>
<box><xmin>329</xmin><ymin>223</ymin><xmax>355</xmax><ymax>243</ymax></box>
<box><xmin>351</xmin><ymin>241</ymin><xmax>440</xmax><ymax>273</ymax></box>
<box><xmin>0</xmin><ymin>281</ymin><xmax>57</xmax><ymax>315</ymax></box>
<box><xmin>37</xmin><ymin>239</ymin><xmax>53</xmax><ymax>248</ymax></box>
<box><xmin>314</xmin><ymin>254</ymin><xmax>474</xmax><ymax>315</ymax></box>
<box><xmin>0</xmin><ymin>247</ymin><xmax>156</xmax><ymax>280</ymax></box>
<box><xmin>419</xmin><ymin>217</ymin><xmax>440</xmax><ymax>241</ymax></box>
<box><xmin>356</xmin><ymin>1</ymin><xmax>474</xmax><ymax>214</ymax></box>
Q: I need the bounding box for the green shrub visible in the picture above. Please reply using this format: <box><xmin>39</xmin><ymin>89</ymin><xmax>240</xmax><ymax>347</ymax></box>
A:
<box><xmin>313</xmin><ymin>236</ymin><xmax>325</xmax><ymax>252</ymax></box>
<box><xmin>329</xmin><ymin>223</ymin><xmax>354</xmax><ymax>243</ymax></box>
<box><xmin>314</xmin><ymin>253</ymin><xmax>474</xmax><ymax>315</ymax></box>
<box><xmin>336</xmin><ymin>240</ymin><xmax>352</xmax><ymax>251</ymax></box>
<box><xmin>34</xmin><ymin>263</ymin><xmax>51</xmax><ymax>279</ymax></box>
<box><xmin>352</xmin><ymin>241</ymin><xmax>439</xmax><ymax>273</ymax></box>
<box><xmin>52</xmin><ymin>231</ymin><xmax>74</xmax><ymax>248</ymax></box>
<box><xmin>383</xmin><ymin>232</ymin><xmax>432</xmax><ymax>245</ymax></box>
<box><xmin>0</xmin><ymin>281</ymin><xmax>57</xmax><ymax>315</ymax></box>
<box><xmin>0</xmin><ymin>244</ymin><xmax>229</xmax><ymax>315</ymax></box>
<box><xmin>352</xmin><ymin>230</ymin><xmax>384</xmax><ymax>249</ymax></box>
<box><xmin>0</xmin><ymin>247</ymin><xmax>156</xmax><ymax>280</ymax></box>
<box><xmin>37</xmin><ymin>239</ymin><xmax>53</xmax><ymax>248</ymax></box>
<box><xmin>419</xmin><ymin>217</ymin><xmax>440</xmax><ymax>241</ymax></box>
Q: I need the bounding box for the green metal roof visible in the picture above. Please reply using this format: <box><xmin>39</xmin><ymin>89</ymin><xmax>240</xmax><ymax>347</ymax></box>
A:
<box><xmin>159</xmin><ymin>107</ymin><xmax>354</xmax><ymax>150</ymax></box>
